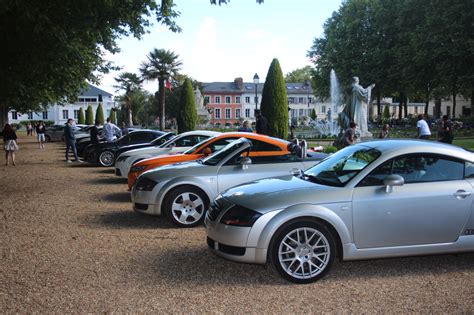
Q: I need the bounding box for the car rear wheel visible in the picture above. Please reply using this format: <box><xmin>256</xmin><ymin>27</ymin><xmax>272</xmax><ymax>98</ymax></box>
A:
<box><xmin>164</xmin><ymin>186</ymin><xmax>209</xmax><ymax>228</ymax></box>
<box><xmin>98</xmin><ymin>150</ymin><xmax>115</xmax><ymax>167</ymax></box>
<box><xmin>270</xmin><ymin>220</ymin><xmax>335</xmax><ymax>284</ymax></box>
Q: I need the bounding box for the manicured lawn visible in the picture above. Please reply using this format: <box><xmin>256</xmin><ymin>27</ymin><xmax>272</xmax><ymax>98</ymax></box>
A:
<box><xmin>453</xmin><ymin>138</ymin><xmax>474</xmax><ymax>150</ymax></box>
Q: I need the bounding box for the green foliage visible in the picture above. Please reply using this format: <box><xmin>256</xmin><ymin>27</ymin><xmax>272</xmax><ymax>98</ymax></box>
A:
<box><xmin>323</xmin><ymin>146</ymin><xmax>338</xmax><ymax>154</ymax></box>
<box><xmin>114</xmin><ymin>72</ymin><xmax>143</xmax><ymax>126</ymax></box>
<box><xmin>140</xmin><ymin>48</ymin><xmax>182</xmax><ymax>130</ymax></box>
<box><xmin>177</xmin><ymin>79</ymin><xmax>197</xmax><ymax>133</ymax></box>
<box><xmin>95</xmin><ymin>103</ymin><xmax>105</xmax><ymax>125</ymax></box>
<box><xmin>78</xmin><ymin>108</ymin><xmax>85</xmax><ymax>124</ymax></box>
<box><xmin>310</xmin><ymin>108</ymin><xmax>317</xmax><ymax>120</ymax></box>
<box><xmin>0</xmin><ymin>0</ymin><xmax>181</xmax><ymax>126</ymax></box>
<box><xmin>86</xmin><ymin>106</ymin><xmax>94</xmax><ymax>125</ymax></box>
<box><xmin>260</xmin><ymin>59</ymin><xmax>288</xmax><ymax>138</ymax></box>
<box><xmin>285</xmin><ymin>66</ymin><xmax>313</xmax><ymax>83</ymax></box>
<box><xmin>109</xmin><ymin>108</ymin><xmax>117</xmax><ymax>125</ymax></box>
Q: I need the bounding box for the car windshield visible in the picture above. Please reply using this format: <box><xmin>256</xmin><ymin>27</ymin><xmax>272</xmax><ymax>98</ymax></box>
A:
<box><xmin>303</xmin><ymin>145</ymin><xmax>381</xmax><ymax>187</ymax></box>
<box><xmin>183</xmin><ymin>136</ymin><xmax>217</xmax><ymax>154</ymax></box>
<box><xmin>201</xmin><ymin>139</ymin><xmax>248</xmax><ymax>166</ymax></box>
<box><xmin>158</xmin><ymin>134</ymin><xmax>180</xmax><ymax>148</ymax></box>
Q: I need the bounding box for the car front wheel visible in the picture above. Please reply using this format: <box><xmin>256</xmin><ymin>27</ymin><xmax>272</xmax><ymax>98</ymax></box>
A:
<box><xmin>98</xmin><ymin>150</ymin><xmax>115</xmax><ymax>167</ymax></box>
<box><xmin>164</xmin><ymin>186</ymin><xmax>209</xmax><ymax>228</ymax></box>
<box><xmin>270</xmin><ymin>220</ymin><xmax>335</xmax><ymax>284</ymax></box>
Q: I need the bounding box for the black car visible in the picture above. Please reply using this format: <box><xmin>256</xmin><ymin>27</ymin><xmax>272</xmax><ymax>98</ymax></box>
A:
<box><xmin>113</xmin><ymin>131</ymin><xmax>175</xmax><ymax>158</ymax></box>
<box><xmin>83</xmin><ymin>130</ymin><xmax>170</xmax><ymax>166</ymax></box>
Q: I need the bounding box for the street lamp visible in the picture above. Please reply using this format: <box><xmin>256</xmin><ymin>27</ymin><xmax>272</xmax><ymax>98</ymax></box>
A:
<box><xmin>304</xmin><ymin>80</ymin><xmax>311</xmax><ymax>109</ymax></box>
<box><xmin>253</xmin><ymin>73</ymin><xmax>259</xmax><ymax>111</ymax></box>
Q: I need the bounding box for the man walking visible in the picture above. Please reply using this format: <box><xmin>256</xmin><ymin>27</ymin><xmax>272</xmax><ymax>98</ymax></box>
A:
<box><xmin>416</xmin><ymin>114</ymin><xmax>431</xmax><ymax>140</ymax></box>
<box><xmin>103</xmin><ymin>118</ymin><xmax>121</xmax><ymax>143</ymax></box>
<box><xmin>64</xmin><ymin>118</ymin><xmax>81</xmax><ymax>162</ymax></box>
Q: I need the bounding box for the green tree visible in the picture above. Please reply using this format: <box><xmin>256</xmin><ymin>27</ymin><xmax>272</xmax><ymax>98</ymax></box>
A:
<box><xmin>260</xmin><ymin>59</ymin><xmax>288</xmax><ymax>139</ymax></box>
<box><xmin>78</xmin><ymin>107</ymin><xmax>85</xmax><ymax>125</ymax></box>
<box><xmin>285</xmin><ymin>66</ymin><xmax>313</xmax><ymax>83</ymax></box>
<box><xmin>382</xmin><ymin>105</ymin><xmax>390</xmax><ymax>124</ymax></box>
<box><xmin>95</xmin><ymin>103</ymin><xmax>105</xmax><ymax>125</ymax></box>
<box><xmin>177</xmin><ymin>79</ymin><xmax>197</xmax><ymax>133</ymax></box>
<box><xmin>114</xmin><ymin>72</ymin><xmax>142</xmax><ymax>125</ymax></box>
<box><xmin>109</xmin><ymin>108</ymin><xmax>117</xmax><ymax>125</ymax></box>
<box><xmin>0</xmin><ymin>0</ymin><xmax>181</xmax><ymax>127</ymax></box>
<box><xmin>310</xmin><ymin>108</ymin><xmax>317</xmax><ymax>120</ymax></box>
<box><xmin>86</xmin><ymin>106</ymin><xmax>94</xmax><ymax>125</ymax></box>
<box><xmin>140</xmin><ymin>48</ymin><xmax>182</xmax><ymax>130</ymax></box>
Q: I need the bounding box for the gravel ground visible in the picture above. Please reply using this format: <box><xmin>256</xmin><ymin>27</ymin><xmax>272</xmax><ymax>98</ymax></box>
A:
<box><xmin>1</xmin><ymin>135</ymin><xmax>473</xmax><ymax>313</ymax></box>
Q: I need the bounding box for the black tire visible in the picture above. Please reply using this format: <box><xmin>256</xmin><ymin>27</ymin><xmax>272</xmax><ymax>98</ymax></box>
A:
<box><xmin>98</xmin><ymin>150</ymin><xmax>115</xmax><ymax>167</ymax></box>
<box><xmin>163</xmin><ymin>186</ymin><xmax>209</xmax><ymax>228</ymax></box>
<box><xmin>270</xmin><ymin>220</ymin><xmax>335</xmax><ymax>284</ymax></box>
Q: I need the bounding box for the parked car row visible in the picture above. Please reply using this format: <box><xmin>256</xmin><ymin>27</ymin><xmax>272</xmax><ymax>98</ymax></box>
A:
<box><xmin>74</xmin><ymin>128</ymin><xmax>474</xmax><ymax>284</ymax></box>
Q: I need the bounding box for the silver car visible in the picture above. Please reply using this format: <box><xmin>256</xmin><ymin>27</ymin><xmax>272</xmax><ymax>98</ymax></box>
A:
<box><xmin>205</xmin><ymin>140</ymin><xmax>474</xmax><ymax>283</ymax></box>
<box><xmin>131</xmin><ymin>138</ymin><xmax>327</xmax><ymax>227</ymax></box>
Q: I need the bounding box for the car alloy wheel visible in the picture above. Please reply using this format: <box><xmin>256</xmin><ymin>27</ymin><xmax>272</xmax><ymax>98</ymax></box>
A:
<box><xmin>99</xmin><ymin>150</ymin><xmax>115</xmax><ymax>167</ymax></box>
<box><xmin>164</xmin><ymin>186</ymin><xmax>209</xmax><ymax>228</ymax></box>
<box><xmin>271</xmin><ymin>220</ymin><xmax>335</xmax><ymax>283</ymax></box>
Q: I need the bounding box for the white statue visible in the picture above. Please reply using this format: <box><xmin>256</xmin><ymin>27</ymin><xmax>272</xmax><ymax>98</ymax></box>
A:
<box><xmin>351</xmin><ymin>76</ymin><xmax>374</xmax><ymax>138</ymax></box>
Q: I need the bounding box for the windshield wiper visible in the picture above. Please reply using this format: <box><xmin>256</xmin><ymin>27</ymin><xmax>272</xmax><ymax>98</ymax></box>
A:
<box><xmin>304</xmin><ymin>174</ymin><xmax>326</xmax><ymax>185</ymax></box>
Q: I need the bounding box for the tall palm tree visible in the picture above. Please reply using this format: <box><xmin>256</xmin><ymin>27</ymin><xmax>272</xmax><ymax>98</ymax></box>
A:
<box><xmin>140</xmin><ymin>48</ymin><xmax>182</xmax><ymax>130</ymax></box>
<box><xmin>114</xmin><ymin>72</ymin><xmax>142</xmax><ymax>126</ymax></box>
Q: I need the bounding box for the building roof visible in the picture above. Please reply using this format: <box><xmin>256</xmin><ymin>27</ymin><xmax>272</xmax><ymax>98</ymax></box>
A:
<box><xmin>80</xmin><ymin>84</ymin><xmax>113</xmax><ymax>97</ymax></box>
<box><xmin>202</xmin><ymin>81</ymin><xmax>313</xmax><ymax>94</ymax></box>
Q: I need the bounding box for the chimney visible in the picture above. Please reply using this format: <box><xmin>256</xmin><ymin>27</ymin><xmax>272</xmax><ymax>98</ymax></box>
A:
<box><xmin>234</xmin><ymin>77</ymin><xmax>243</xmax><ymax>90</ymax></box>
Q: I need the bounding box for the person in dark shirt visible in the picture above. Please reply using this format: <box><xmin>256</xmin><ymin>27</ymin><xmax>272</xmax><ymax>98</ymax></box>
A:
<box><xmin>64</xmin><ymin>118</ymin><xmax>81</xmax><ymax>162</ymax></box>
<box><xmin>343</xmin><ymin>122</ymin><xmax>357</xmax><ymax>147</ymax></box>
<box><xmin>255</xmin><ymin>109</ymin><xmax>269</xmax><ymax>135</ymax></box>
<box><xmin>36</xmin><ymin>121</ymin><xmax>46</xmax><ymax>149</ymax></box>
<box><xmin>2</xmin><ymin>123</ymin><xmax>18</xmax><ymax>166</ymax></box>
<box><xmin>90</xmin><ymin>121</ymin><xmax>101</xmax><ymax>146</ymax></box>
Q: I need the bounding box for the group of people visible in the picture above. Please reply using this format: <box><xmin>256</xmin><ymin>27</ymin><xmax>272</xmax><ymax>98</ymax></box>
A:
<box><xmin>237</xmin><ymin>109</ymin><xmax>269</xmax><ymax>135</ymax></box>
<box><xmin>416</xmin><ymin>114</ymin><xmax>453</xmax><ymax>144</ymax></box>
<box><xmin>25</xmin><ymin>121</ymin><xmax>47</xmax><ymax>148</ymax></box>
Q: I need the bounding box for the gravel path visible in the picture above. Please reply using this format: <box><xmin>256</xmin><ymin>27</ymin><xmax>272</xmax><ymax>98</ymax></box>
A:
<box><xmin>1</xmin><ymin>135</ymin><xmax>473</xmax><ymax>313</ymax></box>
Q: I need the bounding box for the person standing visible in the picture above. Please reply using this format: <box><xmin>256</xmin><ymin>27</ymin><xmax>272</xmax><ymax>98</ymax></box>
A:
<box><xmin>255</xmin><ymin>109</ymin><xmax>269</xmax><ymax>135</ymax></box>
<box><xmin>378</xmin><ymin>124</ymin><xmax>390</xmax><ymax>139</ymax></box>
<box><xmin>416</xmin><ymin>114</ymin><xmax>431</xmax><ymax>140</ymax></box>
<box><xmin>343</xmin><ymin>122</ymin><xmax>357</xmax><ymax>147</ymax></box>
<box><xmin>90</xmin><ymin>121</ymin><xmax>101</xmax><ymax>146</ymax></box>
<box><xmin>2</xmin><ymin>124</ymin><xmax>19</xmax><ymax>166</ymax></box>
<box><xmin>64</xmin><ymin>118</ymin><xmax>80</xmax><ymax>162</ymax></box>
<box><xmin>26</xmin><ymin>122</ymin><xmax>33</xmax><ymax>136</ymax></box>
<box><xmin>238</xmin><ymin>120</ymin><xmax>253</xmax><ymax>133</ymax></box>
<box><xmin>438</xmin><ymin>115</ymin><xmax>454</xmax><ymax>144</ymax></box>
<box><xmin>121</xmin><ymin>121</ymin><xmax>129</xmax><ymax>136</ymax></box>
<box><xmin>36</xmin><ymin>121</ymin><xmax>46</xmax><ymax>149</ymax></box>
<box><xmin>104</xmin><ymin>118</ymin><xmax>121</xmax><ymax>143</ymax></box>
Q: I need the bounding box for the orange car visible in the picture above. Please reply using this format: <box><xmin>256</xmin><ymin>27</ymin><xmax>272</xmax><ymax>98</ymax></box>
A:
<box><xmin>127</xmin><ymin>132</ymin><xmax>294</xmax><ymax>189</ymax></box>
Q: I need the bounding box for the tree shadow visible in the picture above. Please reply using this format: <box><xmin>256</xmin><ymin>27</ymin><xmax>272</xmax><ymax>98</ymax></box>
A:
<box><xmin>96</xmin><ymin>168</ymin><xmax>115</xmax><ymax>174</ymax></box>
<box><xmin>83</xmin><ymin>210</ymin><xmax>176</xmax><ymax>229</ymax></box>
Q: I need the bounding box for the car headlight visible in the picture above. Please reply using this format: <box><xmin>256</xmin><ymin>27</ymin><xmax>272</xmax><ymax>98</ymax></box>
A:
<box><xmin>220</xmin><ymin>205</ymin><xmax>262</xmax><ymax>227</ymax></box>
<box><xmin>135</xmin><ymin>177</ymin><xmax>158</xmax><ymax>191</ymax></box>
<box><xmin>130</xmin><ymin>165</ymin><xmax>147</xmax><ymax>172</ymax></box>
<box><xmin>116</xmin><ymin>155</ymin><xmax>129</xmax><ymax>162</ymax></box>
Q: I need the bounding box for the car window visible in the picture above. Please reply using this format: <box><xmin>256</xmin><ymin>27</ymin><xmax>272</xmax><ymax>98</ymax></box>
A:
<box><xmin>465</xmin><ymin>162</ymin><xmax>474</xmax><ymax>179</ymax></box>
<box><xmin>202</xmin><ymin>139</ymin><xmax>248</xmax><ymax>166</ymax></box>
<box><xmin>117</xmin><ymin>134</ymin><xmax>132</xmax><ymax>145</ymax></box>
<box><xmin>174</xmin><ymin>135</ymin><xmax>206</xmax><ymax>147</ymax></box>
<box><xmin>250</xmin><ymin>139</ymin><xmax>282</xmax><ymax>152</ymax></box>
<box><xmin>359</xmin><ymin>154</ymin><xmax>465</xmax><ymax>186</ymax></box>
<box><xmin>206</xmin><ymin>138</ymin><xmax>238</xmax><ymax>154</ymax></box>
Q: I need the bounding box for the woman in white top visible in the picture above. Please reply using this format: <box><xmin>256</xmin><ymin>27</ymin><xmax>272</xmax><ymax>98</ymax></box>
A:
<box><xmin>416</xmin><ymin>114</ymin><xmax>431</xmax><ymax>139</ymax></box>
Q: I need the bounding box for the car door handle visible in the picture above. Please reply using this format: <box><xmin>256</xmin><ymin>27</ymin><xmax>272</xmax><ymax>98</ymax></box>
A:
<box><xmin>453</xmin><ymin>190</ymin><xmax>471</xmax><ymax>199</ymax></box>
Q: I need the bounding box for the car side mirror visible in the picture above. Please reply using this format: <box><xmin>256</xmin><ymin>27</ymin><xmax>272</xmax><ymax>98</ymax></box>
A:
<box><xmin>383</xmin><ymin>174</ymin><xmax>404</xmax><ymax>193</ymax></box>
<box><xmin>240</xmin><ymin>156</ymin><xmax>252</xmax><ymax>170</ymax></box>
<box><xmin>201</xmin><ymin>147</ymin><xmax>212</xmax><ymax>156</ymax></box>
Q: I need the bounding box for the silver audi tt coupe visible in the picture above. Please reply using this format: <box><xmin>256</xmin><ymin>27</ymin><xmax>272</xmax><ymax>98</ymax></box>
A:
<box><xmin>205</xmin><ymin>140</ymin><xmax>474</xmax><ymax>283</ymax></box>
<box><xmin>131</xmin><ymin>137</ymin><xmax>327</xmax><ymax>227</ymax></box>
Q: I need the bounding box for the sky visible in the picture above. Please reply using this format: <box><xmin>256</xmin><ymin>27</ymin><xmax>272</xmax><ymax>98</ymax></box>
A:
<box><xmin>99</xmin><ymin>0</ymin><xmax>343</xmax><ymax>95</ymax></box>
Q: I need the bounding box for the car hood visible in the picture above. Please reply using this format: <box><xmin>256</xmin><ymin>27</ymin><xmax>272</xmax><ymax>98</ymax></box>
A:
<box><xmin>136</xmin><ymin>153</ymin><xmax>197</xmax><ymax>167</ymax></box>
<box><xmin>220</xmin><ymin>175</ymin><xmax>351</xmax><ymax>214</ymax></box>
<box><xmin>143</xmin><ymin>160</ymin><xmax>209</xmax><ymax>180</ymax></box>
<box><xmin>123</xmin><ymin>146</ymin><xmax>173</xmax><ymax>157</ymax></box>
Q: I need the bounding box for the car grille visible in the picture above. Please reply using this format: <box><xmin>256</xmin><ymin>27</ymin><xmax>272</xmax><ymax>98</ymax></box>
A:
<box><xmin>207</xmin><ymin>237</ymin><xmax>245</xmax><ymax>256</ymax></box>
<box><xmin>134</xmin><ymin>203</ymin><xmax>148</xmax><ymax>211</ymax></box>
<box><xmin>115</xmin><ymin>168</ymin><xmax>122</xmax><ymax>176</ymax></box>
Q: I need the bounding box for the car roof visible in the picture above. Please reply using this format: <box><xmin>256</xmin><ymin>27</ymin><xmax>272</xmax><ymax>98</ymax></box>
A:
<box><xmin>358</xmin><ymin>139</ymin><xmax>473</xmax><ymax>162</ymax></box>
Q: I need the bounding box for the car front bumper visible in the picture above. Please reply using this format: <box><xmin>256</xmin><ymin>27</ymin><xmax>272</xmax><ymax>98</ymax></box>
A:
<box><xmin>131</xmin><ymin>185</ymin><xmax>163</xmax><ymax>216</ymax></box>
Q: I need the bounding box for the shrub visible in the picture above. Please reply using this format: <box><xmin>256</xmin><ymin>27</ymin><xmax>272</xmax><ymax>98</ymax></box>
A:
<box><xmin>323</xmin><ymin>146</ymin><xmax>338</xmax><ymax>154</ymax></box>
<box><xmin>86</xmin><ymin>105</ymin><xmax>94</xmax><ymax>125</ymax></box>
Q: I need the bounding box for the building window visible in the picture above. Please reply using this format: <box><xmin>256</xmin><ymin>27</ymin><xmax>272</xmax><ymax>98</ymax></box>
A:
<box><xmin>204</xmin><ymin>96</ymin><xmax>210</xmax><ymax>104</ymax></box>
<box><xmin>42</xmin><ymin>111</ymin><xmax>48</xmax><ymax>119</ymax></box>
<box><xmin>245</xmin><ymin>108</ymin><xmax>250</xmax><ymax>118</ymax></box>
<box><xmin>236</xmin><ymin>96</ymin><xmax>241</xmax><ymax>103</ymax></box>
<box><xmin>225</xmin><ymin>108</ymin><xmax>231</xmax><ymax>119</ymax></box>
<box><xmin>308</xmin><ymin>97</ymin><xmax>313</xmax><ymax>104</ymax></box>
<box><xmin>215</xmin><ymin>96</ymin><xmax>221</xmax><ymax>104</ymax></box>
<box><xmin>245</xmin><ymin>96</ymin><xmax>251</xmax><ymax>103</ymax></box>
<box><xmin>414</xmin><ymin>106</ymin><xmax>418</xmax><ymax>114</ymax></box>
<box><xmin>298</xmin><ymin>97</ymin><xmax>304</xmax><ymax>104</ymax></box>
<box><xmin>235</xmin><ymin>109</ymin><xmax>241</xmax><ymax>119</ymax></box>
<box><xmin>74</xmin><ymin>110</ymin><xmax>80</xmax><ymax>120</ymax></box>
<box><xmin>321</xmin><ymin>106</ymin><xmax>326</xmax><ymax>113</ymax></box>
<box><xmin>289</xmin><ymin>97</ymin><xmax>295</xmax><ymax>104</ymax></box>
<box><xmin>11</xmin><ymin>111</ymin><xmax>17</xmax><ymax>119</ymax></box>
<box><xmin>215</xmin><ymin>108</ymin><xmax>221</xmax><ymax>119</ymax></box>
<box><xmin>225</xmin><ymin>96</ymin><xmax>231</xmax><ymax>104</ymax></box>
<box><xmin>28</xmin><ymin>112</ymin><xmax>33</xmax><ymax>119</ymax></box>
<box><xmin>299</xmin><ymin>109</ymin><xmax>304</xmax><ymax>116</ymax></box>
<box><xmin>62</xmin><ymin>110</ymin><xmax>69</xmax><ymax>119</ymax></box>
